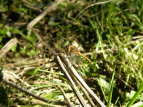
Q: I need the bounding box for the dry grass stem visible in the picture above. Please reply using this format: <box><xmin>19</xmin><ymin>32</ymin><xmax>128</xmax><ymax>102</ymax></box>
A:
<box><xmin>27</xmin><ymin>0</ymin><xmax>65</xmax><ymax>30</ymax></box>
<box><xmin>0</xmin><ymin>38</ymin><xmax>18</xmax><ymax>58</ymax></box>
<box><xmin>56</xmin><ymin>53</ymin><xmax>106</xmax><ymax>107</ymax></box>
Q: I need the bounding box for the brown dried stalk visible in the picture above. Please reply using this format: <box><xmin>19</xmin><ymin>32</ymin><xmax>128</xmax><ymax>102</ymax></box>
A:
<box><xmin>27</xmin><ymin>0</ymin><xmax>65</xmax><ymax>30</ymax></box>
<box><xmin>0</xmin><ymin>38</ymin><xmax>18</xmax><ymax>58</ymax></box>
<box><xmin>56</xmin><ymin>53</ymin><xmax>106</xmax><ymax>107</ymax></box>
<box><xmin>2</xmin><ymin>79</ymin><xmax>69</xmax><ymax>106</ymax></box>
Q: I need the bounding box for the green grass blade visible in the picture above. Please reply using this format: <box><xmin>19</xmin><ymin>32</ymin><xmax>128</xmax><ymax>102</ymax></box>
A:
<box><xmin>126</xmin><ymin>81</ymin><xmax>143</xmax><ymax>107</ymax></box>
<box><xmin>107</xmin><ymin>70</ymin><xmax>115</xmax><ymax>107</ymax></box>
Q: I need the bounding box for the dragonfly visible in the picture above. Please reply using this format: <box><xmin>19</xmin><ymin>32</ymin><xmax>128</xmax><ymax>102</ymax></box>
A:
<box><xmin>64</xmin><ymin>45</ymin><xmax>91</xmax><ymax>62</ymax></box>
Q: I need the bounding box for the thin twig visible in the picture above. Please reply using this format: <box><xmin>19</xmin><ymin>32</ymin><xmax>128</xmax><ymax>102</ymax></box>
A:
<box><xmin>23</xmin><ymin>4</ymin><xmax>42</xmax><ymax>12</ymax></box>
<box><xmin>57</xmin><ymin>54</ymin><xmax>106</xmax><ymax>107</ymax></box>
<box><xmin>27</xmin><ymin>0</ymin><xmax>65</xmax><ymax>30</ymax></box>
<box><xmin>0</xmin><ymin>38</ymin><xmax>18</xmax><ymax>58</ymax></box>
<box><xmin>2</xmin><ymin>79</ymin><xmax>69</xmax><ymax>106</ymax></box>
<box><xmin>32</xmin><ymin>29</ymin><xmax>57</xmax><ymax>55</ymax></box>
<box><xmin>4</xmin><ymin>71</ymin><xmax>30</xmax><ymax>87</ymax></box>
<box><xmin>75</xmin><ymin>78</ymin><xmax>96</xmax><ymax>107</ymax></box>
<box><xmin>58</xmin><ymin>86</ymin><xmax>73</xmax><ymax>107</ymax></box>
<box><xmin>56</xmin><ymin>55</ymin><xmax>88</xmax><ymax>107</ymax></box>
<box><xmin>75</xmin><ymin>0</ymin><xmax>113</xmax><ymax>19</ymax></box>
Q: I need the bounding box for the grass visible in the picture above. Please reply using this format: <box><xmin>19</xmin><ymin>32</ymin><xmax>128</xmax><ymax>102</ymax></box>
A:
<box><xmin>0</xmin><ymin>0</ymin><xmax>143</xmax><ymax>106</ymax></box>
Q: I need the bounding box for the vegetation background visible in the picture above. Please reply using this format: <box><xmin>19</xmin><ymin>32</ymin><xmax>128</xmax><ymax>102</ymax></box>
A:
<box><xmin>0</xmin><ymin>0</ymin><xmax>143</xmax><ymax>106</ymax></box>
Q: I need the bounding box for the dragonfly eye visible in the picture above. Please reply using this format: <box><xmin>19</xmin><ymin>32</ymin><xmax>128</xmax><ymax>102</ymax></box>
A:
<box><xmin>68</xmin><ymin>46</ymin><xmax>78</xmax><ymax>53</ymax></box>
